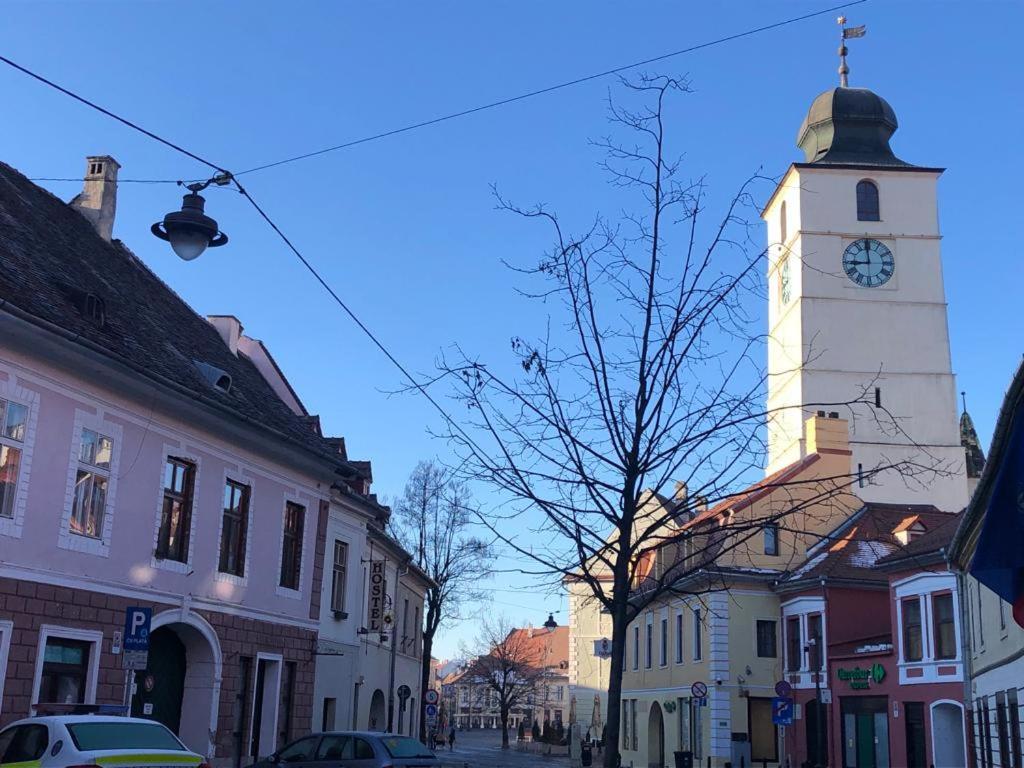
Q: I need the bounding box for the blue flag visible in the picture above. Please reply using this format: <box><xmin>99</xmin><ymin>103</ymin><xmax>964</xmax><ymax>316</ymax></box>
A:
<box><xmin>970</xmin><ymin>402</ymin><xmax>1024</xmax><ymax>627</ymax></box>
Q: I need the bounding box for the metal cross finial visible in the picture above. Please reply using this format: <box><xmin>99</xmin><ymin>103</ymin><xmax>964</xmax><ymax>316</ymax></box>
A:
<box><xmin>837</xmin><ymin>16</ymin><xmax>867</xmax><ymax>87</ymax></box>
<box><xmin>961</xmin><ymin>391</ymin><xmax>968</xmax><ymax>413</ymax></box>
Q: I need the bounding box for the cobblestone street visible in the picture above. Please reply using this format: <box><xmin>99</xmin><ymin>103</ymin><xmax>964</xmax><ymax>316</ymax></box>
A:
<box><xmin>436</xmin><ymin>728</ymin><xmax>577</xmax><ymax>767</ymax></box>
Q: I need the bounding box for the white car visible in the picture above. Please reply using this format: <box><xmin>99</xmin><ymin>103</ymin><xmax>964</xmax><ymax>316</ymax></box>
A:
<box><xmin>0</xmin><ymin>715</ymin><xmax>206</xmax><ymax>767</ymax></box>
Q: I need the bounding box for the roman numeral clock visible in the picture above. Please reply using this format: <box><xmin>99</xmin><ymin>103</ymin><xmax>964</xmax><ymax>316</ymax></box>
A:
<box><xmin>842</xmin><ymin>238</ymin><xmax>894</xmax><ymax>287</ymax></box>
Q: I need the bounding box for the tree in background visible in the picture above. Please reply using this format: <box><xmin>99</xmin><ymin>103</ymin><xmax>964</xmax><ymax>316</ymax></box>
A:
<box><xmin>390</xmin><ymin>459</ymin><xmax>492</xmax><ymax>742</ymax></box>
<box><xmin>432</xmin><ymin>76</ymin><xmax>934</xmax><ymax>767</ymax></box>
<box><xmin>466</xmin><ymin>617</ymin><xmax>549</xmax><ymax>749</ymax></box>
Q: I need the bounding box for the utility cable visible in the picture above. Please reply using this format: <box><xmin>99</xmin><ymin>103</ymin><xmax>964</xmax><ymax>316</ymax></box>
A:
<box><xmin>234</xmin><ymin>0</ymin><xmax>867</xmax><ymax>175</ymax></box>
<box><xmin>6</xmin><ymin>0</ymin><xmax>868</xmax><ymax>183</ymax></box>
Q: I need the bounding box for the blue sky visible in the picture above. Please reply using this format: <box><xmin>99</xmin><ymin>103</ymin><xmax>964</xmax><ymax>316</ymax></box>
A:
<box><xmin>2</xmin><ymin>1</ymin><xmax>1021</xmax><ymax>657</ymax></box>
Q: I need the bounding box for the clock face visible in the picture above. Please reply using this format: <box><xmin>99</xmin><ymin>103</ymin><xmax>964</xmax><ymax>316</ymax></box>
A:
<box><xmin>842</xmin><ymin>239</ymin><xmax>894</xmax><ymax>287</ymax></box>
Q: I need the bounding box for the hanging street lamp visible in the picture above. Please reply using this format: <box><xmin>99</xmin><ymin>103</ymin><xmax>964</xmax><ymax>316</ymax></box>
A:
<box><xmin>151</xmin><ymin>176</ymin><xmax>231</xmax><ymax>260</ymax></box>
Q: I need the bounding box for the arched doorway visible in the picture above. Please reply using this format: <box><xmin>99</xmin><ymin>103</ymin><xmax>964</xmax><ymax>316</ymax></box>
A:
<box><xmin>648</xmin><ymin>701</ymin><xmax>664</xmax><ymax>768</ymax></box>
<box><xmin>369</xmin><ymin>689</ymin><xmax>386</xmax><ymax>731</ymax></box>
<box><xmin>135</xmin><ymin>611</ymin><xmax>221</xmax><ymax>757</ymax></box>
<box><xmin>131</xmin><ymin>628</ymin><xmax>185</xmax><ymax>732</ymax></box>
<box><xmin>930</xmin><ymin>701</ymin><xmax>966</xmax><ymax>768</ymax></box>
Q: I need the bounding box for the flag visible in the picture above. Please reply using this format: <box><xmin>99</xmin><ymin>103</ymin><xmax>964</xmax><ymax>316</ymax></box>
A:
<box><xmin>969</xmin><ymin>395</ymin><xmax>1024</xmax><ymax>628</ymax></box>
<box><xmin>843</xmin><ymin>25</ymin><xmax>867</xmax><ymax>39</ymax></box>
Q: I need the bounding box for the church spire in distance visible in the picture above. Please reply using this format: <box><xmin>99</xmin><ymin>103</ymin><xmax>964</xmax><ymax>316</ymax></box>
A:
<box><xmin>837</xmin><ymin>16</ymin><xmax>867</xmax><ymax>87</ymax></box>
<box><xmin>960</xmin><ymin>391</ymin><xmax>987</xmax><ymax>480</ymax></box>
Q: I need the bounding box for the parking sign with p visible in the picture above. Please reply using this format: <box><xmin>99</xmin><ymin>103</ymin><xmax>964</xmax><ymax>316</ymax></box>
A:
<box><xmin>122</xmin><ymin>607</ymin><xmax>152</xmax><ymax>670</ymax></box>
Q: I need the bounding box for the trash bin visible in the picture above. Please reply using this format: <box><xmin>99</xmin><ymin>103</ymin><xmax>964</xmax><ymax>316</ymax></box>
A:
<box><xmin>673</xmin><ymin>750</ymin><xmax>693</xmax><ymax>768</ymax></box>
<box><xmin>581</xmin><ymin>744</ymin><xmax>593</xmax><ymax>767</ymax></box>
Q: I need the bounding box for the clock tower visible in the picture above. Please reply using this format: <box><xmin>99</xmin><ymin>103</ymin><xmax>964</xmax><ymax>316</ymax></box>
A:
<box><xmin>762</xmin><ymin>84</ymin><xmax>968</xmax><ymax>510</ymax></box>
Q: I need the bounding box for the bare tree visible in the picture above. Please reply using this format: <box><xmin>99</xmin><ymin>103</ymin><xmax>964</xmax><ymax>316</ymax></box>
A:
<box><xmin>390</xmin><ymin>459</ymin><xmax>492</xmax><ymax>742</ymax></box>
<box><xmin>465</xmin><ymin>617</ymin><xmax>549</xmax><ymax>749</ymax></box>
<box><xmin>427</xmin><ymin>76</ymin><xmax>938</xmax><ymax>767</ymax></box>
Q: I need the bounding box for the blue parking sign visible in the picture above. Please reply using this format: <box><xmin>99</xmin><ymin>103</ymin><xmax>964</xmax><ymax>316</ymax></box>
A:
<box><xmin>123</xmin><ymin>607</ymin><xmax>152</xmax><ymax>652</ymax></box>
<box><xmin>771</xmin><ymin>697</ymin><xmax>794</xmax><ymax>726</ymax></box>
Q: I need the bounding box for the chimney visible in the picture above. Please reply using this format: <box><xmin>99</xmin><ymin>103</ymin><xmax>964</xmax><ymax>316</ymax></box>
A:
<box><xmin>207</xmin><ymin>315</ymin><xmax>243</xmax><ymax>355</ymax></box>
<box><xmin>673</xmin><ymin>481</ymin><xmax>688</xmax><ymax>501</ymax></box>
<box><xmin>805</xmin><ymin>413</ymin><xmax>851</xmax><ymax>455</ymax></box>
<box><xmin>70</xmin><ymin>156</ymin><xmax>120</xmax><ymax>242</ymax></box>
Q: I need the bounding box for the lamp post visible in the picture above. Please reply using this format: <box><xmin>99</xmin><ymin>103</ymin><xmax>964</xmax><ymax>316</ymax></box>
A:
<box><xmin>151</xmin><ymin>177</ymin><xmax>230</xmax><ymax>260</ymax></box>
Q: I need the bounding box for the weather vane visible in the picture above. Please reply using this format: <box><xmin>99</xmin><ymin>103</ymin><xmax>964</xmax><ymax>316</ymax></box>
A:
<box><xmin>837</xmin><ymin>16</ymin><xmax>867</xmax><ymax>87</ymax></box>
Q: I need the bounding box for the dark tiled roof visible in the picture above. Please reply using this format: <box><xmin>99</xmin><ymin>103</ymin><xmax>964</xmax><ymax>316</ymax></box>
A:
<box><xmin>0</xmin><ymin>161</ymin><xmax>347</xmax><ymax>468</ymax></box>
<box><xmin>780</xmin><ymin>503</ymin><xmax>957</xmax><ymax>585</ymax></box>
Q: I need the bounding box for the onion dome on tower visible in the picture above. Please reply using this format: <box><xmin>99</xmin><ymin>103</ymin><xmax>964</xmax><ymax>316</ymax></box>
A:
<box><xmin>797</xmin><ymin>16</ymin><xmax>916</xmax><ymax>167</ymax></box>
<box><xmin>797</xmin><ymin>88</ymin><xmax>913</xmax><ymax>167</ymax></box>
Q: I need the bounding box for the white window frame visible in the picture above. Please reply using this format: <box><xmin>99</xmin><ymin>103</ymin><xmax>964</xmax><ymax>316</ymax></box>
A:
<box><xmin>893</xmin><ymin>572</ymin><xmax>962</xmax><ymax>685</ymax></box>
<box><xmin>675</xmin><ymin>610</ymin><xmax>684</xmax><ymax>665</ymax></box>
<box><xmin>214</xmin><ymin>468</ymin><xmax>255</xmax><ymax>587</ymax></box>
<box><xmin>150</xmin><ymin>444</ymin><xmax>202</xmax><ymax>574</ymax></box>
<box><xmin>58</xmin><ymin>410</ymin><xmax>123</xmax><ymax>557</ymax></box>
<box><xmin>644</xmin><ymin>615</ymin><xmax>653</xmax><ymax>669</ymax></box>
<box><xmin>248</xmin><ymin>652</ymin><xmax>283</xmax><ymax>758</ymax></box>
<box><xmin>0</xmin><ymin>619</ymin><xmax>12</xmax><ymax>717</ymax></box>
<box><xmin>30</xmin><ymin>625</ymin><xmax>103</xmax><ymax>714</ymax></box>
<box><xmin>659</xmin><ymin>614</ymin><xmax>669</xmax><ymax>668</ymax></box>
<box><xmin>692</xmin><ymin>607</ymin><xmax>703</xmax><ymax>662</ymax></box>
<box><xmin>330</xmin><ymin>538</ymin><xmax>350</xmax><ymax>614</ymax></box>
<box><xmin>275</xmin><ymin>493</ymin><xmax>309</xmax><ymax>599</ymax></box>
<box><xmin>781</xmin><ymin>596</ymin><xmax>827</xmax><ymax>688</ymax></box>
<box><xmin>0</xmin><ymin>375</ymin><xmax>39</xmax><ymax>540</ymax></box>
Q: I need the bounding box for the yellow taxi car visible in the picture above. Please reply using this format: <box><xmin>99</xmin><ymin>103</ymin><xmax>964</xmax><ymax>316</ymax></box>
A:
<box><xmin>0</xmin><ymin>715</ymin><xmax>206</xmax><ymax>768</ymax></box>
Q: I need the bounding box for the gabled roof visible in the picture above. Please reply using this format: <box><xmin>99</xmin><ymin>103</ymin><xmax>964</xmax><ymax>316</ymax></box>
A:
<box><xmin>0</xmin><ymin>161</ymin><xmax>351</xmax><ymax>471</ymax></box>
<box><xmin>778</xmin><ymin>503</ymin><xmax>957</xmax><ymax>588</ymax></box>
<box><xmin>682</xmin><ymin>453</ymin><xmax>822</xmax><ymax>531</ymax></box>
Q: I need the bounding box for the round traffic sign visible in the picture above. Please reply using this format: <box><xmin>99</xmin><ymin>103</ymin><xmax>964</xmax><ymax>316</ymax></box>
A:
<box><xmin>774</xmin><ymin>680</ymin><xmax>793</xmax><ymax>698</ymax></box>
<box><xmin>424</xmin><ymin>689</ymin><xmax>439</xmax><ymax>705</ymax></box>
<box><xmin>398</xmin><ymin>684</ymin><xmax>412</xmax><ymax>700</ymax></box>
<box><xmin>691</xmin><ymin>681</ymin><xmax>708</xmax><ymax>698</ymax></box>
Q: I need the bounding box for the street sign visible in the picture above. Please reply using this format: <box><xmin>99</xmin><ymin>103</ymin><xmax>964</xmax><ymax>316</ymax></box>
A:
<box><xmin>397</xmin><ymin>684</ymin><xmax>411</xmax><ymax>701</ymax></box>
<box><xmin>771</xmin><ymin>697</ymin><xmax>794</xmax><ymax>726</ymax></box>
<box><xmin>690</xmin><ymin>681</ymin><xmax>708</xmax><ymax>699</ymax></box>
<box><xmin>820</xmin><ymin>688</ymin><xmax>833</xmax><ymax>705</ymax></box>
<box><xmin>424</xmin><ymin>689</ymin><xmax>439</xmax><ymax>705</ymax></box>
<box><xmin>774</xmin><ymin>680</ymin><xmax>792</xmax><ymax>698</ymax></box>
<box><xmin>425</xmin><ymin>703</ymin><xmax>438</xmax><ymax>719</ymax></box>
<box><xmin>122</xmin><ymin>607</ymin><xmax>151</xmax><ymax>671</ymax></box>
<box><xmin>593</xmin><ymin>638</ymin><xmax>612</xmax><ymax>658</ymax></box>
<box><xmin>695</xmin><ymin>697</ymin><xmax>707</xmax><ymax>707</ymax></box>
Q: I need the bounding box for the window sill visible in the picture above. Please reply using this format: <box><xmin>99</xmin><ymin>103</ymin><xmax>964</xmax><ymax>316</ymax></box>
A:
<box><xmin>58</xmin><ymin>530</ymin><xmax>110</xmax><ymax>557</ymax></box>
<box><xmin>275</xmin><ymin>585</ymin><xmax>303</xmax><ymax>600</ymax></box>
<box><xmin>151</xmin><ymin>555</ymin><xmax>191</xmax><ymax>574</ymax></box>
<box><xmin>214</xmin><ymin>571</ymin><xmax>247</xmax><ymax>587</ymax></box>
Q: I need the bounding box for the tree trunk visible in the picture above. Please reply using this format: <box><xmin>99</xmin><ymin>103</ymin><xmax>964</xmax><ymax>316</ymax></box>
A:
<box><xmin>603</xmin><ymin>606</ymin><xmax>630</xmax><ymax>768</ymax></box>
<box><xmin>501</xmin><ymin>703</ymin><xmax>510</xmax><ymax>748</ymax></box>
<box><xmin>418</xmin><ymin>631</ymin><xmax>435</xmax><ymax>743</ymax></box>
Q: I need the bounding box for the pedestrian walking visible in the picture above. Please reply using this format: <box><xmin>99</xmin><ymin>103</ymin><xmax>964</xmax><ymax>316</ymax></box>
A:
<box><xmin>448</xmin><ymin>725</ymin><xmax>456</xmax><ymax>751</ymax></box>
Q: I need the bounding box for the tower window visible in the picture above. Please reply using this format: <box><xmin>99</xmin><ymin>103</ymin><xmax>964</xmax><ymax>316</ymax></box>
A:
<box><xmin>779</xmin><ymin>200</ymin><xmax>788</xmax><ymax>246</ymax></box>
<box><xmin>856</xmin><ymin>180</ymin><xmax>880</xmax><ymax>221</ymax></box>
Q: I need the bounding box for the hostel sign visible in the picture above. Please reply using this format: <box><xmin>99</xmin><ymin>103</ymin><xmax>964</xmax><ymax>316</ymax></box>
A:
<box><xmin>368</xmin><ymin>560</ymin><xmax>387</xmax><ymax>632</ymax></box>
<box><xmin>837</xmin><ymin>662</ymin><xmax>885</xmax><ymax>690</ymax></box>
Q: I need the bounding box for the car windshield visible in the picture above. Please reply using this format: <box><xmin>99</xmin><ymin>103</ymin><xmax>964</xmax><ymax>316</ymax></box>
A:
<box><xmin>67</xmin><ymin>721</ymin><xmax>186</xmax><ymax>750</ymax></box>
<box><xmin>382</xmin><ymin>735</ymin><xmax>434</xmax><ymax>758</ymax></box>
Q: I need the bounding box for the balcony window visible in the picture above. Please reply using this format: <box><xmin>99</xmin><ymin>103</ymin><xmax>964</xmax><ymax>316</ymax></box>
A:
<box><xmin>932</xmin><ymin>592</ymin><xmax>956</xmax><ymax>660</ymax></box>
<box><xmin>786</xmin><ymin>616</ymin><xmax>801</xmax><ymax>672</ymax></box>
<box><xmin>902</xmin><ymin>597</ymin><xmax>923</xmax><ymax>662</ymax></box>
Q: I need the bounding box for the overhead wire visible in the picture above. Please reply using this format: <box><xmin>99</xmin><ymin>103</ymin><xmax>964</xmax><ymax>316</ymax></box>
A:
<box><xmin>12</xmin><ymin>0</ymin><xmax>868</xmax><ymax>184</ymax></box>
<box><xmin>0</xmin><ymin>0</ymin><xmax>872</xmax><ymax>487</ymax></box>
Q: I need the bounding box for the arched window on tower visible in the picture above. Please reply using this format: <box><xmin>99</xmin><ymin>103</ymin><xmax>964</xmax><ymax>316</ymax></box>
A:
<box><xmin>856</xmin><ymin>180</ymin><xmax>880</xmax><ymax>221</ymax></box>
<box><xmin>779</xmin><ymin>201</ymin><xmax>788</xmax><ymax>246</ymax></box>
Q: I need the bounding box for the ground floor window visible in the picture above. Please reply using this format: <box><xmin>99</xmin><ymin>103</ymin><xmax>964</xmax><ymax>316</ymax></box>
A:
<box><xmin>748</xmin><ymin>697</ymin><xmax>778</xmax><ymax>762</ymax></box>
<box><xmin>39</xmin><ymin>636</ymin><xmax>91</xmax><ymax>705</ymax></box>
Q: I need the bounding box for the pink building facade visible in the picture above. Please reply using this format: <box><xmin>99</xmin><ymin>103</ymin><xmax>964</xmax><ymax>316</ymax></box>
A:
<box><xmin>0</xmin><ymin>158</ymin><xmax>367</xmax><ymax>763</ymax></box>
